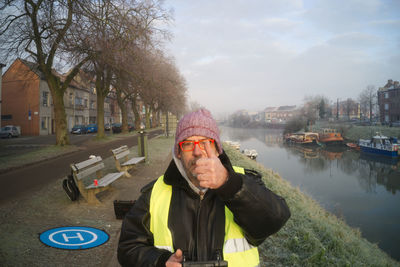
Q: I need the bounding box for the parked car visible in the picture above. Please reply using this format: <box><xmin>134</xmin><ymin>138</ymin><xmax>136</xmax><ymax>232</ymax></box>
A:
<box><xmin>0</xmin><ymin>125</ymin><xmax>20</xmax><ymax>138</ymax></box>
<box><xmin>86</xmin><ymin>124</ymin><xmax>98</xmax><ymax>133</ymax></box>
<box><xmin>71</xmin><ymin>125</ymin><xmax>87</xmax><ymax>134</ymax></box>
<box><xmin>112</xmin><ymin>123</ymin><xmax>122</xmax><ymax>133</ymax></box>
<box><xmin>104</xmin><ymin>123</ymin><xmax>111</xmax><ymax>131</ymax></box>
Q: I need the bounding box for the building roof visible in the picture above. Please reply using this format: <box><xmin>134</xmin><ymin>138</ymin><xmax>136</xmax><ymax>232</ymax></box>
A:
<box><xmin>263</xmin><ymin>105</ymin><xmax>297</xmax><ymax>112</ymax></box>
<box><xmin>263</xmin><ymin>107</ymin><xmax>278</xmax><ymax>112</ymax></box>
<box><xmin>379</xmin><ymin>79</ymin><xmax>400</xmax><ymax>91</ymax></box>
<box><xmin>277</xmin><ymin>105</ymin><xmax>296</xmax><ymax>111</ymax></box>
<box><xmin>18</xmin><ymin>58</ymin><xmax>46</xmax><ymax>79</ymax></box>
<box><xmin>17</xmin><ymin>58</ymin><xmax>92</xmax><ymax>93</ymax></box>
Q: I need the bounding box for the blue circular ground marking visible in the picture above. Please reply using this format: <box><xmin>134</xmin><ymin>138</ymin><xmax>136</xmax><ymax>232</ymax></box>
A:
<box><xmin>39</xmin><ymin>226</ymin><xmax>109</xmax><ymax>250</ymax></box>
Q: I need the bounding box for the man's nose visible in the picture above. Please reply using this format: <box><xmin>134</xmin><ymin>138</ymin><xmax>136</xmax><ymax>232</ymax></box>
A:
<box><xmin>193</xmin><ymin>142</ymin><xmax>203</xmax><ymax>155</ymax></box>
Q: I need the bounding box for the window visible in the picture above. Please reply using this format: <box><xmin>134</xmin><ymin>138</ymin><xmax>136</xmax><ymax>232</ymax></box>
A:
<box><xmin>84</xmin><ymin>99</ymin><xmax>88</xmax><ymax>108</ymax></box>
<box><xmin>42</xmin><ymin>92</ymin><xmax>49</xmax><ymax>107</ymax></box>
<box><xmin>75</xmin><ymin>97</ymin><xmax>83</xmax><ymax>106</ymax></box>
<box><xmin>385</xmin><ymin>103</ymin><xmax>389</xmax><ymax>110</ymax></box>
<box><xmin>1</xmin><ymin>114</ymin><xmax>12</xmax><ymax>120</ymax></box>
<box><xmin>385</xmin><ymin>92</ymin><xmax>389</xmax><ymax>99</ymax></box>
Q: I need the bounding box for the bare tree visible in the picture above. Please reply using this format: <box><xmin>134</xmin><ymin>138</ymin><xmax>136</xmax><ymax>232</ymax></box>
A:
<box><xmin>359</xmin><ymin>85</ymin><xmax>377</xmax><ymax>122</ymax></box>
<box><xmin>137</xmin><ymin>50</ymin><xmax>187</xmax><ymax>128</ymax></box>
<box><xmin>0</xmin><ymin>0</ymin><xmax>91</xmax><ymax>145</ymax></box>
<box><xmin>80</xmin><ymin>0</ymin><xmax>171</xmax><ymax>136</ymax></box>
<box><xmin>344</xmin><ymin>98</ymin><xmax>358</xmax><ymax>120</ymax></box>
<box><xmin>302</xmin><ymin>95</ymin><xmax>326</xmax><ymax>127</ymax></box>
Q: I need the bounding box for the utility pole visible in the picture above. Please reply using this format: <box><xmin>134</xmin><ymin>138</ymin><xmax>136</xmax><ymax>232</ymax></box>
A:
<box><xmin>166</xmin><ymin>112</ymin><xmax>169</xmax><ymax>137</ymax></box>
<box><xmin>336</xmin><ymin>98</ymin><xmax>339</xmax><ymax>121</ymax></box>
<box><xmin>0</xmin><ymin>63</ymin><xmax>5</xmax><ymax>128</ymax></box>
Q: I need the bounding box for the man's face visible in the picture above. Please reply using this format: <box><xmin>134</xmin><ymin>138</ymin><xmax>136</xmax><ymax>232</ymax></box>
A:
<box><xmin>178</xmin><ymin>135</ymin><xmax>219</xmax><ymax>186</ymax></box>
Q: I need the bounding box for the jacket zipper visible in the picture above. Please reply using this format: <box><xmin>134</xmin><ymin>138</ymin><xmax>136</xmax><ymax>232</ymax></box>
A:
<box><xmin>196</xmin><ymin>191</ymin><xmax>205</xmax><ymax>260</ymax></box>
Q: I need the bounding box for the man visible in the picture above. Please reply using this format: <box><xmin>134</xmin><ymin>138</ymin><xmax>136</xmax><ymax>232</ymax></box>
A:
<box><xmin>118</xmin><ymin>109</ymin><xmax>290</xmax><ymax>267</ymax></box>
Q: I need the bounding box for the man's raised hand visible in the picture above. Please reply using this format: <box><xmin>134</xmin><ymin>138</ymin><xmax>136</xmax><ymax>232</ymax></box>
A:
<box><xmin>195</xmin><ymin>141</ymin><xmax>228</xmax><ymax>189</ymax></box>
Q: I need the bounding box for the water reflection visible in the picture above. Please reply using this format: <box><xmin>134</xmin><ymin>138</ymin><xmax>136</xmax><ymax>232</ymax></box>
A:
<box><xmin>284</xmin><ymin>144</ymin><xmax>400</xmax><ymax>194</ymax></box>
<box><xmin>221</xmin><ymin>126</ymin><xmax>400</xmax><ymax>195</ymax></box>
<box><xmin>220</xmin><ymin>127</ymin><xmax>283</xmax><ymax>147</ymax></box>
<box><xmin>359</xmin><ymin>154</ymin><xmax>400</xmax><ymax>194</ymax></box>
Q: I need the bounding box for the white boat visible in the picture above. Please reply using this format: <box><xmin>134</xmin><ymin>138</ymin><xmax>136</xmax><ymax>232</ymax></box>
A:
<box><xmin>358</xmin><ymin>133</ymin><xmax>399</xmax><ymax>158</ymax></box>
<box><xmin>243</xmin><ymin>149</ymin><xmax>258</xmax><ymax>160</ymax></box>
<box><xmin>231</xmin><ymin>142</ymin><xmax>241</xmax><ymax>150</ymax></box>
<box><xmin>225</xmin><ymin>140</ymin><xmax>241</xmax><ymax>150</ymax></box>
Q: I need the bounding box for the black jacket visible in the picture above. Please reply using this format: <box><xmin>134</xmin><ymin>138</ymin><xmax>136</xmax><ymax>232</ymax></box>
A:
<box><xmin>118</xmin><ymin>151</ymin><xmax>290</xmax><ymax>266</ymax></box>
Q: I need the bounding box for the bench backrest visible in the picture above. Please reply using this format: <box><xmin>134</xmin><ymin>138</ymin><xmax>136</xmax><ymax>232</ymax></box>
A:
<box><xmin>71</xmin><ymin>156</ymin><xmax>104</xmax><ymax>180</ymax></box>
<box><xmin>112</xmin><ymin>145</ymin><xmax>130</xmax><ymax>160</ymax></box>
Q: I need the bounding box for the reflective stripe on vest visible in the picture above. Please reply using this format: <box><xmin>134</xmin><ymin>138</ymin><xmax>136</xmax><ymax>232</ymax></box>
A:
<box><xmin>149</xmin><ymin>166</ymin><xmax>260</xmax><ymax>267</ymax></box>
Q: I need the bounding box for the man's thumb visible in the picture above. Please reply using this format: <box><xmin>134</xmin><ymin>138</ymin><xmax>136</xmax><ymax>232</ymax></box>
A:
<box><xmin>175</xmin><ymin>249</ymin><xmax>183</xmax><ymax>259</ymax></box>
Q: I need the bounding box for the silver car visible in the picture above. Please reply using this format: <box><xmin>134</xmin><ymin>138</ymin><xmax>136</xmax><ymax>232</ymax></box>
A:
<box><xmin>0</xmin><ymin>125</ymin><xmax>20</xmax><ymax>138</ymax></box>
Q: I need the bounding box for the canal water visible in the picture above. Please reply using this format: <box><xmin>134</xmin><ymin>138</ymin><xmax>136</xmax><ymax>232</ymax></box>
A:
<box><xmin>220</xmin><ymin>126</ymin><xmax>400</xmax><ymax>261</ymax></box>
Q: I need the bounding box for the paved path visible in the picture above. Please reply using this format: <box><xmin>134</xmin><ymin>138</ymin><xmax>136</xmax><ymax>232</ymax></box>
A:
<box><xmin>0</xmin><ymin>130</ymin><xmax>163</xmax><ymax>204</ymax></box>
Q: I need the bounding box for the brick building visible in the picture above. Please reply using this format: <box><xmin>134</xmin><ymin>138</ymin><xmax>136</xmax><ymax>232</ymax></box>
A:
<box><xmin>1</xmin><ymin>58</ymin><xmax>53</xmax><ymax>135</ymax></box>
<box><xmin>1</xmin><ymin>58</ymin><xmax>136</xmax><ymax>136</ymax></box>
<box><xmin>377</xmin><ymin>79</ymin><xmax>400</xmax><ymax>124</ymax></box>
<box><xmin>0</xmin><ymin>58</ymin><xmax>144</xmax><ymax>135</ymax></box>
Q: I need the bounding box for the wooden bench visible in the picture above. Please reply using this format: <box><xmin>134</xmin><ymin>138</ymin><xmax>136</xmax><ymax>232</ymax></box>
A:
<box><xmin>111</xmin><ymin>145</ymin><xmax>145</xmax><ymax>177</ymax></box>
<box><xmin>70</xmin><ymin>156</ymin><xmax>125</xmax><ymax>204</ymax></box>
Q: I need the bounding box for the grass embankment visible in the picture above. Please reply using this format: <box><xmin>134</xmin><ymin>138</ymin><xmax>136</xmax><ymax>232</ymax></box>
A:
<box><xmin>312</xmin><ymin>121</ymin><xmax>400</xmax><ymax>142</ymax></box>
<box><xmin>0</xmin><ymin>129</ymin><xmax>157</xmax><ymax>173</ymax></box>
<box><xmin>0</xmin><ymin>145</ymin><xmax>80</xmax><ymax>173</ymax></box>
<box><xmin>344</xmin><ymin>125</ymin><xmax>400</xmax><ymax>142</ymax></box>
<box><xmin>223</xmin><ymin>143</ymin><xmax>399</xmax><ymax>267</ymax></box>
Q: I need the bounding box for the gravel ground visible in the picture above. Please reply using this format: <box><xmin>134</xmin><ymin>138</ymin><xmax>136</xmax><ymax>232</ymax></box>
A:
<box><xmin>0</xmin><ymin>135</ymin><xmax>174</xmax><ymax>267</ymax></box>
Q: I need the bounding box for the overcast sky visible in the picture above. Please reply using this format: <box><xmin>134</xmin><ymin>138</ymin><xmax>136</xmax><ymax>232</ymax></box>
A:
<box><xmin>165</xmin><ymin>0</ymin><xmax>400</xmax><ymax>118</ymax></box>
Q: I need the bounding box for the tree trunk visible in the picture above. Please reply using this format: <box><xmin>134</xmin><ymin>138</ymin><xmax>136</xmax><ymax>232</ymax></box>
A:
<box><xmin>369</xmin><ymin>98</ymin><xmax>373</xmax><ymax>122</ymax></box>
<box><xmin>145</xmin><ymin>105</ymin><xmax>151</xmax><ymax>129</ymax></box>
<box><xmin>131</xmin><ymin>96</ymin><xmax>141</xmax><ymax>130</ymax></box>
<box><xmin>96</xmin><ymin>94</ymin><xmax>106</xmax><ymax>139</ymax></box>
<box><xmin>48</xmin><ymin>79</ymin><xmax>69</xmax><ymax>146</ymax></box>
<box><xmin>94</xmin><ymin>63</ymin><xmax>112</xmax><ymax>138</ymax></box>
<box><xmin>117</xmin><ymin>91</ymin><xmax>128</xmax><ymax>133</ymax></box>
<box><xmin>152</xmin><ymin>108</ymin><xmax>157</xmax><ymax>128</ymax></box>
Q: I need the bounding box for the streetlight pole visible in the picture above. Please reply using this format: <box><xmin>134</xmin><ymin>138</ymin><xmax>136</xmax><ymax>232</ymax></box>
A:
<box><xmin>0</xmin><ymin>63</ymin><xmax>5</xmax><ymax>128</ymax></box>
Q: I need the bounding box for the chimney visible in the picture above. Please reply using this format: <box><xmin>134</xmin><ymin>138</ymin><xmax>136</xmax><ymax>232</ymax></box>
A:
<box><xmin>385</xmin><ymin>79</ymin><xmax>393</xmax><ymax>88</ymax></box>
<box><xmin>394</xmin><ymin>81</ymin><xmax>399</xmax><ymax>89</ymax></box>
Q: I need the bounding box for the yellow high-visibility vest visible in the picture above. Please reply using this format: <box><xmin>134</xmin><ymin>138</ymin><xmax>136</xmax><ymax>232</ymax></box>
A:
<box><xmin>149</xmin><ymin>166</ymin><xmax>260</xmax><ymax>267</ymax></box>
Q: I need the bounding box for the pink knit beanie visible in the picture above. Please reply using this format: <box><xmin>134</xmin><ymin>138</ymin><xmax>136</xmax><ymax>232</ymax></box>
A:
<box><xmin>174</xmin><ymin>108</ymin><xmax>222</xmax><ymax>157</ymax></box>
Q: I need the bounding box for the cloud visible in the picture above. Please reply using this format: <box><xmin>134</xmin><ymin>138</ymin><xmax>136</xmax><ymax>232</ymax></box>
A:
<box><xmin>166</xmin><ymin>0</ymin><xmax>400</xmax><ymax>115</ymax></box>
<box><xmin>193</xmin><ymin>55</ymin><xmax>229</xmax><ymax>66</ymax></box>
<box><xmin>327</xmin><ymin>32</ymin><xmax>383</xmax><ymax>48</ymax></box>
<box><xmin>303</xmin><ymin>0</ymin><xmax>383</xmax><ymax>33</ymax></box>
<box><xmin>260</xmin><ymin>17</ymin><xmax>301</xmax><ymax>32</ymax></box>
